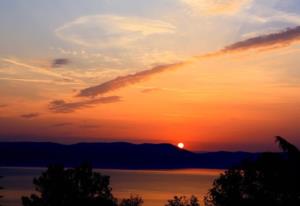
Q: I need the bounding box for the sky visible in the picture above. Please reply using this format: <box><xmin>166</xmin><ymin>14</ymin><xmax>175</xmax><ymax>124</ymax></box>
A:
<box><xmin>1</xmin><ymin>0</ymin><xmax>300</xmax><ymax>151</ymax></box>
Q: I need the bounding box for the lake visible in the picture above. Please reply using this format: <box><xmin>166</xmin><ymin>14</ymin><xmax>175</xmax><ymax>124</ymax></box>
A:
<box><xmin>0</xmin><ymin>167</ymin><xmax>223</xmax><ymax>206</ymax></box>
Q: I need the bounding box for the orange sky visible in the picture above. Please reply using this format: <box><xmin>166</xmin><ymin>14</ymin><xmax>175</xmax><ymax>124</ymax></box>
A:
<box><xmin>1</xmin><ymin>0</ymin><xmax>300</xmax><ymax>151</ymax></box>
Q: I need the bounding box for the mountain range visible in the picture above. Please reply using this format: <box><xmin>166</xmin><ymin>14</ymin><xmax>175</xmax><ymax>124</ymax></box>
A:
<box><xmin>0</xmin><ymin>142</ymin><xmax>260</xmax><ymax>169</ymax></box>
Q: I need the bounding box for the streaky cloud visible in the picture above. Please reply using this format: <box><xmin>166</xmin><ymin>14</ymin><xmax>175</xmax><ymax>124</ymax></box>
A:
<box><xmin>2</xmin><ymin>58</ymin><xmax>79</xmax><ymax>83</ymax></box>
<box><xmin>51</xmin><ymin>122</ymin><xmax>73</xmax><ymax>127</ymax></box>
<box><xmin>80</xmin><ymin>124</ymin><xmax>101</xmax><ymax>129</ymax></box>
<box><xmin>78</xmin><ymin>26</ymin><xmax>300</xmax><ymax>97</ymax></box>
<box><xmin>55</xmin><ymin>14</ymin><xmax>176</xmax><ymax>48</ymax></box>
<box><xmin>52</xmin><ymin>58</ymin><xmax>70</xmax><ymax>68</ymax></box>
<box><xmin>78</xmin><ymin>62</ymin><xmax>187</xmax><ymax>97</ymax></box>
<box><xmin>141</xmin><ymin>87</ymin><xmax>163</xmax><ymax>93</ymax></box>
<box><xmin>2</xmin><ymin>58</ymin><xmax>64</xmax><ymax>78</ymax></box>
<box><xmin>0</xmin><ymin>77</ymin><xmax>80</xmax><ymax>85</ymax></box>
<box><xmin>0</xmin><ymin>104</ymin><xmax>8</xmax><ymax>108</ymax></box>
<box><xmin>181</xmin><ymin>0</ymin><xmax>251</xmax><ymax>15</ymax></box>
<box><xmin>20</xmin><ymin>113</ymin><xmax>40</xmax><ymax>119</ymax></box>
<box><xmin>193</xmin><ymin>26</ymin><xmax>300</xmax><ymax>60</ymax></box>
<box><xmin>222</xmin><ymin>26</ymin><xmax>300</xmax><ymax>52</ymax></box>
<box><xmin>49</xmin><ymin>96</ymin><xmax>122</xmax><ymax>113</ymax></box>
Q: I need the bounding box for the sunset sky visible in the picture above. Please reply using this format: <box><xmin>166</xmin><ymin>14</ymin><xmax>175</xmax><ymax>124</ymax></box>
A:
<box><xmin>1</xmin><ymin>0</ymin><xmax>300</xmax><ymax>151</ymax></box>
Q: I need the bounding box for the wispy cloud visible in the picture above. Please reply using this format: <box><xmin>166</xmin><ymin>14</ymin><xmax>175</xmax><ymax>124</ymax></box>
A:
<box><xmin>49</xmin><ymin>96</ymin><xmax>122</xmax><ymax>113</ymax></box>
<box><xmin>80</xmin><ymin>124</ymin><xmax>101</xmax><ymax>129</ymax></box>
<box><xmin>193</xmin><ymin>25</ymin><xmax>300</xmax><ymax>59</ymax></box>
<box><xmin>51</xmin><ymin>122</ymin><xmax>73</xmax><ymax>127</ymax></box>
<box><xmin>181</xmin><ymin>0</ymin><xmax>252</xmax><ymax>15</ymax></box>
<box><xmin>0</xmin><ymin>77</ymin><xmax>79</xmax><ymax>85</ymax></box>
<box><xmin>0</xmin><ymin>104</ymin><xmax>8</xmax><ymax>108</ymax></box>
<box><xmin>52</xmin><ymin>58</ymin><xmax>70</xmax><ymax>68</ymax></box>
<box><xmin>78</xmin><ymin>25</ymin><xmax>300</xmax><ymax>97</ymax></box>
<box><xmin>20</xmin><ymin>113</ymin><xmax>40</xmax><ymax>119</ymax></box>
<box><xmin>2</xmin><ymin>58</ymin><xmax>78</xmax><ymax>83</ymax></box>
<box><xmin>55</xmin><ymin>15</ymin><xmax>176</xmax><ymax>48</ymax></box>
<box><xmin>78</xmin><ymin>62</ymin><xmax>187</xmax><ymax>97</ymax></box>
<box><xmin>141</xmin><ymin>87</ymin><xmax>162</xmax><ymax>93</ymax></box>
<box><xmin>3</xmin><ymin>58</ymin><xmax>63</xmax><ymax>78</ymax></box>
<box><xmin>221</xmin><ymin>26</ymin><xmax>300</xmax><ymax>52</ymax></box>
<box><xmin>251</xmin><ymin>12</ymin><xmax>300</xmax><ymax>25</ymax></box>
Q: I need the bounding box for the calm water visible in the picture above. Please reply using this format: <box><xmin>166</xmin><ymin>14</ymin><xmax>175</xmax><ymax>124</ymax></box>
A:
<box><xmin>0</xmin><ymin>167</ymin><xmax>223</xmax><ymax>206</ymax></box>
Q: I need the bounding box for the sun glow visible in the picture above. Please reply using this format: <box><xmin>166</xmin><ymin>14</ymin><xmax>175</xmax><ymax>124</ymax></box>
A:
<box><xmin>177</xmin><ymin>142</ymin><xmax>184</xmax><ymax>149</ymax></box>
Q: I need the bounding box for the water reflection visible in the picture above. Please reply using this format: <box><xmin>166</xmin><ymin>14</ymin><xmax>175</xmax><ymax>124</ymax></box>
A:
<box><xmin>0</xmin><ymin>167</ymin><xmax>222</xmax><ymax>206</ymax></box>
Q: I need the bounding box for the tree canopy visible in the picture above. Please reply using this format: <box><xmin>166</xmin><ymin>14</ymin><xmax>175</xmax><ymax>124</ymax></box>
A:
<box><xmin>204</xmin><ymin>136</ymin><xmax>300</xmax><ymax>206</ymax></box>
<box><xmin>22</xmin><ymin>163</ymin><xmax>117</xmax><ymax>206</ymax></box>
<box><xmin>0</xmin><ymin>175</ymin><xmax>3</xmax><ymax>206</ymax></box>
<box><xmin>165</xmin><ymin>195</ymin><xmax>200</xmax><ymax>206</ymax></box>
<box><xmin>119</xmin><ymin>195</ymin><xmax>144</xmax><ymax>206</ymax></box>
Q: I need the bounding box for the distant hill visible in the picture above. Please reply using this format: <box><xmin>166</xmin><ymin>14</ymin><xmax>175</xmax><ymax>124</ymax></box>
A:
<box><xmin>0</xmin><ymin>142</ymin><xmax>260</xmax><ymax>169</ymax></box>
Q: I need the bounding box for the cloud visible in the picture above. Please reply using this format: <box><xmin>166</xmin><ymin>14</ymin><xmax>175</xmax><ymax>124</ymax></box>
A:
<box><xmin>51</xmin><ymin>122</ymin><xmax>73</xmax><ymax>127</ymax></box>
<box><xmin>77</xmin><ymin>25</ymin><xmax>300</xmax><ymax>97</ymax></box>
<box><xmin>141</xmin><ymin>87</ymin><xmax>162</xmax><ymax>93</ymax></box>
<box><xmin>52</xmin><ymin>58</ymin><xmax>70</xmax><ymax>68</ymax></box>
<box><xmin>2</xmin><ymin>58</ymin><xmax>64</xmax><ymax>78</ymax></box>
<box><xmin>221</xmin><ymin>26</ymin><xmax>300</xmax><ymax>52</ymax></box>
<box><xmin>49</xmin><ymin>96</ymin><xmax>121</xmax><ymax>113</ymax></box>
<box><xmin>0</xmin><ymin>77</ymin><xmax>79</xmax><ymax>85</ymax></box>
<box><xmin>194</xmin><ymin>26</ymin><xmax>300</xmax><ymax>59</ymax></box>
<box><xmin>2</xmin><ymin>58</ymin><xmax>78</xmax><ymax>83</ymax></box>
<box><xmin>20</xmin><ymin>113</ymin><xmax>40</xmax><ymax>119</ymax></box>
<box><xmin>78</xmin><ymin>62</ymin><xmax>187</xmax><ymax>97</ymax></box>
<box><xmin>55</xmin><ymin>15</ymin><xmax>176</xmax><ymax>48</ymax></box>
<box><xmin>0</xmin><ymin>104</ymin><xmax>8</xmax><ymax>108</ymax></box>
<box><xmin>181</xmin><ymin>0</ymin><xmax>251</xmax><ymax>15</ymax></box>
<box><xmin>80</xmin><ymin>124</ymin><xmax>101</xmax><ymax>129</ymax></box>
<box><xmin>248</xmin><ymin>10</ymin><xmax>300</xmax><ymax>25</ymax></box>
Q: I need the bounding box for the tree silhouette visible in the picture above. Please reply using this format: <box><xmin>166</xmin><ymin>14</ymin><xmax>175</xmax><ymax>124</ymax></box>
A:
<box><xmin>22</xmin><ymin>163</ymin><xmax>117</xmax><ymax>206</ymax></box>
<box><xmin>204</xmin><ymin>136</ymin><xmax>300</xmax><ymax>206</ymax></box>
<box><xmin>275</xmin><ymin>136</ymin><xmax>299</xmax><ymax>154</ymax></box>
<box><xmin>119</xmin><ymin>195</ymin><xmax>144</xmax><ymax>206</ymax></box>
<box><xmin>0</xmin><ymin>175</ymin><xmax>3</xmax><ymax>206</ymax></box>
<box><xmin>165</xmin><ymin>195</ymin><xmax>200</xmax><ymax>206</ymax></box>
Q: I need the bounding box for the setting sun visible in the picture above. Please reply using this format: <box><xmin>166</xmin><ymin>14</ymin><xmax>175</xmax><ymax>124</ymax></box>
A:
<box><xmin>1</xmin><ymin>1</ymin><xmax>300</xmax><ymax>206</ymax></box>
<box><xmin>177</xmin><ymin>142</ymin><xmax>184</xmax><ymax>149</ymax></box>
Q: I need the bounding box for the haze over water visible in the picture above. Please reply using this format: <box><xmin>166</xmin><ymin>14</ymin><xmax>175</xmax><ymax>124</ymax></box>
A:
<box><xmin>0</xmin><ymin>167</ymin><xmax>222</xmax><ymax>206</ymax></box>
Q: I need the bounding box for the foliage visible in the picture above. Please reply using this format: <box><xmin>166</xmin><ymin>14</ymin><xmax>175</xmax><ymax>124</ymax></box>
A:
<box><xmin>119</xmin><ymin>195</ymin><xmax>144</xmax><ymax>206</ymax></box>
<box><xmin>0</xmin><ymin>175</ymin><xmax>3</xmax><ymax>206</ymax></box>
<box><xmin>165</xmin><ymin>195</ymin><xmax>200</xmax><ymax>206</ymax></box>
<box><xmin>204</xmin><ymin>136</ymin><xmax>300</xmax><ymax>206</ymax></box>
<box><xmin>22</xmin><ymin>163</ymin><xmax>117</xmax><ymax>206</ymax></box>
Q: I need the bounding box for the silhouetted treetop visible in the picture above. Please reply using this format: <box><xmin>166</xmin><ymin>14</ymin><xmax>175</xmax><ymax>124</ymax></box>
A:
<box><xmin>166</xmin><ymin>195</ymin><xmax>200</xmax><ymax>206</ymax></box>
<box><xmin>276</xmin><ymin>136</ymin><xmax>300</xmax><ymax>154</ymax></box>
<box><xmin>22</xmin><ymin>163</ymin><xmax>117</xmax><ymax>206</ymax></box>
<box><xmin>205</xmin><ymin>136</ymin><xmax>300</xmax><ymax>206</ymax></box>
<box><xmin>0</xmin><ymin>175</ymin><xmax>3</xmax><ymax>206</ymax></box>
<box><xmin>119</xmin><ymin>195</ymin><xmax>144</xmax><ymax>206</ymax></box>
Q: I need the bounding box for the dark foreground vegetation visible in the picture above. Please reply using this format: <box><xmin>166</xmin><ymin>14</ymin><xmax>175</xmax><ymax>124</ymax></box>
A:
<box><xmin>1</xmin><ymin>136</ymin><xmax>299</xmax><ymax>206</ymax></box>
<box><xmin>204</xmin><ymin>136</ymin><xmax>300</xmax><ymax>206</ymax></box>
<box><xmin>0</xmin><ymin>176</ymin><xmax>3</xmax><ymax>206</ymax></box>
<box><xmin>21</xmin><ymin>163</ymin><xmax>200</xmax><ymax>206</ymax></box>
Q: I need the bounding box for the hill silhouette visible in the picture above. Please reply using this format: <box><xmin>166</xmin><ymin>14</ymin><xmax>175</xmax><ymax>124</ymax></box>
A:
<box><xmin>0</xmin><ymin>142</ymin><xmax>259</xmax><ymax>169</ymax></box>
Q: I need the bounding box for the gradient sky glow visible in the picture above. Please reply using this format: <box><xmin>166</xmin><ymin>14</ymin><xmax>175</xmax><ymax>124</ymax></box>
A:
<box><xmin>1</xmin><ymin>0</ymin><xmax>300</xmax><ymax>151</ymax></box>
